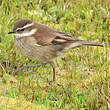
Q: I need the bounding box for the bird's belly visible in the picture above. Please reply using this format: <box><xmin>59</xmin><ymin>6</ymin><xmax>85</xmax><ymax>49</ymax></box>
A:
<box><xmin>15</xmin><ymin>39</ymin><xmax>58</xmax><ymax>62</ymax></box>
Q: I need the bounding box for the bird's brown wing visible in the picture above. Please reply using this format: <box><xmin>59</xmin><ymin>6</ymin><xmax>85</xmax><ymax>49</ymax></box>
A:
<box><xmin>31</xmin><ymin>23</ymin><xmax>103</xmax><ymax>49</ymax></box>
<box><xmin>32</xmin><ymin>23</ymin><xmax>79</xmax><ymax>47</ymax></box>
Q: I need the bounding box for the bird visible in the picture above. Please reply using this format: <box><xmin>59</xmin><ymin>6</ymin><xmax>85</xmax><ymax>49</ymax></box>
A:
<box><xmin>8</xmin><ymin>19</ymin><xmax>104</xmax><ymax>81</ymax></box>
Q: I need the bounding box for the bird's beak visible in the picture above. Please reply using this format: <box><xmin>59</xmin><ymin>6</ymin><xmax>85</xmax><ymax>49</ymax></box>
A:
<box><xmin>8</xmin><ymin>30</ymin><xmax>15</xmax><ymax>34</ymax></box>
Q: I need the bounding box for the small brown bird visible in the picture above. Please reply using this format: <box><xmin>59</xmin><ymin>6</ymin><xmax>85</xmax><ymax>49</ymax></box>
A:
<box><xmin>8</xmin><ymin>19</ymin><xmax>103</xmax><ymax>81</ymax></box>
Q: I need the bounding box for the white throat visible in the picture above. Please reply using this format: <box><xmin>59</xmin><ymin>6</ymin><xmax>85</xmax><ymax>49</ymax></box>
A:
<box><xmin>14</xmin><ymin>29</ymin><xmax>37</xmax><ymax>39</ymax></box>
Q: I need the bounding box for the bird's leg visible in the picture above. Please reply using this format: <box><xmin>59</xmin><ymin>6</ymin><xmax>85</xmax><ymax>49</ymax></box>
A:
<box><xmin>49</xmin><ymin>61</ymin><xmax>56</xmax><ymax>81</ymax></box>
<box><xmin>16</xmin><ymin>63</ymin><xmax>47</xmax><ymax>73</ymax></box>
<box><xmin>16</xmin><ymin>61</ymin><xmax>56</xmax><ymax>81</ymax></box>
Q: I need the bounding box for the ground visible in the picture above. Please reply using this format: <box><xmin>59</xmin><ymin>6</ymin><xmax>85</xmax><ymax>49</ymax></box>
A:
<box><xmin>0</xmin><ymin>0</ymin><xmax>110</xmax><ymax>109</ymax></box>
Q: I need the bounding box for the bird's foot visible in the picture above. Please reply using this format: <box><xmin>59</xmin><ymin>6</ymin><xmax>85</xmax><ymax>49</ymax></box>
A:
<box><xmin>15</xmin><ymin>63</ymin><xmax>47</xmax><ymax>73</ymax></box>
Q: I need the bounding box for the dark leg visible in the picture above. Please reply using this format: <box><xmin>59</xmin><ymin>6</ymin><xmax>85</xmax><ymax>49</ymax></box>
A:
<box><xmin>49</xmin><ymin>61</ymin><xmax>56</xmax><ymax>81</ymax></box>
<box><xmin>16</xmin><ymin>63</ymin><xmax>47</xmax><ymax>73</ymax></box>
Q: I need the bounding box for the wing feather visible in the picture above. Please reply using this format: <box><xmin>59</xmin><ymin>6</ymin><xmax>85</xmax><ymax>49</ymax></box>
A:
<box><xmin>32</xmin><ymin>23</ymin><xmax>78</xmax><ymax>46</ymax></box>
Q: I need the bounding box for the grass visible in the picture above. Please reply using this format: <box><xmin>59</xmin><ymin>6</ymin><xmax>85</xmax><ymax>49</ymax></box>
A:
<box><xmin>0</xmin><ymin>0</ymin><xmax>110</xmax><ymax>109</ymax></box>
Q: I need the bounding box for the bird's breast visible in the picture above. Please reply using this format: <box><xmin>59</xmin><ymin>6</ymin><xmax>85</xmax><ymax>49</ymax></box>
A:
<box><xmin>14</xmin><ymin>37</ymin><xmax>58</xmax><ymax>62</ymax></box>
<box><xmin>14</xmin><ymin>37</ymin><xmax>34</xmax><ymax>58</ymax></box>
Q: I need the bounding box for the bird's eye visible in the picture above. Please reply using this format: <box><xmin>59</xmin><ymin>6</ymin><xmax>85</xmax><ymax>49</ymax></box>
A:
<box><xmin>20</xmin><ymin>28</ymin><xmax>25</xmax><ymax>31</ymax></box>
<box><xmin>17</xmin><ymin>28</ymin><xmax>25</xmax><ymax>32</ymax></box>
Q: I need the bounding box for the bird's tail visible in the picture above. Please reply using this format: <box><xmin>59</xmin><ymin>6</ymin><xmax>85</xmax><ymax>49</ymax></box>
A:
<box><xmin>70</xmin><ymin>40</ymin><xmax>104</xmax><ymax>49</ymax></box>
<box><xmin>82</xmin><ymin>41</ymin><xmax>104</xmax><ymax>47</ymax></box>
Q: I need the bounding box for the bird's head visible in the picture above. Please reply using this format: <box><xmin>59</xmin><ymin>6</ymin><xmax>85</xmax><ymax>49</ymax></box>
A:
<box><xmin>8</xmin><ymin>19</ymin><xmax>37</xmax><ymax>38</ymax></box>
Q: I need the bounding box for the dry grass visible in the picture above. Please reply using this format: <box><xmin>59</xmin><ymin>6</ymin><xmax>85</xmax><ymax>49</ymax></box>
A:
<box><xmin>0</xmin><ymin>0</ymin><xmax>109</xmax><ymax>109</ymax></box>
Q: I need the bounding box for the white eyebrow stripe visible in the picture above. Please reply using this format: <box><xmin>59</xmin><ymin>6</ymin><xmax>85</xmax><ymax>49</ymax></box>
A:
<box><xmin>14</xmin><ymin>29</ymin><xmax>37</xmax><ymax>38</ymax></box>
<box><xmin>23</xmin><ymin>23</ymin><xmax>34</xmax><ymax>28</ymax></box>
<box><xmin>17</xmin><ymin>23</ymin><xmax>34</xmax><ymax>30</ymax></box>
